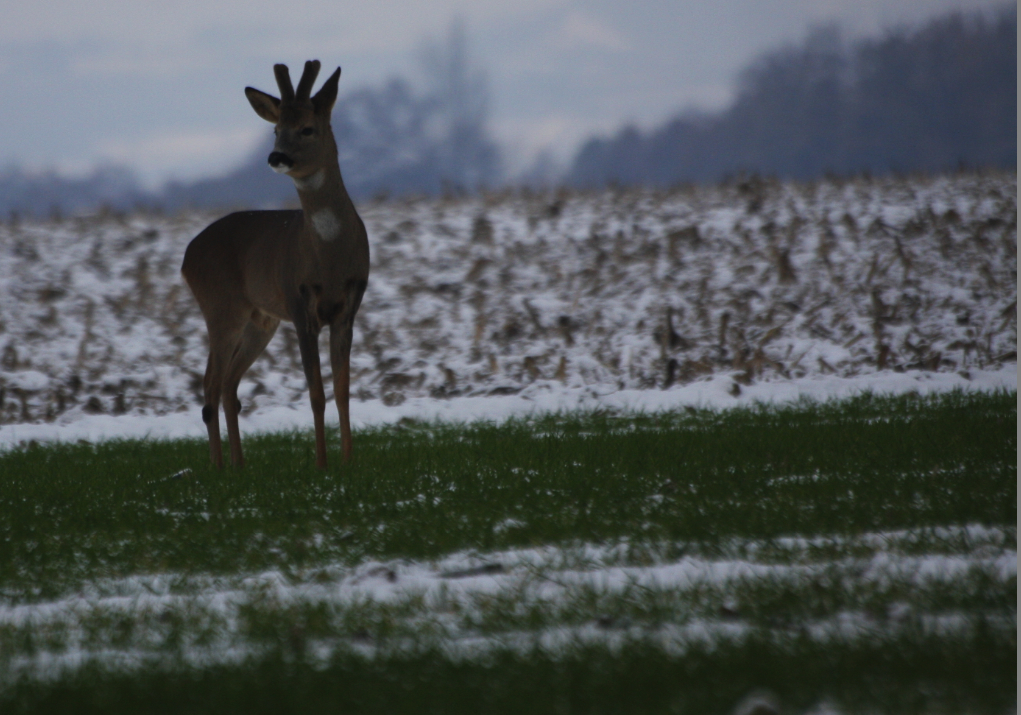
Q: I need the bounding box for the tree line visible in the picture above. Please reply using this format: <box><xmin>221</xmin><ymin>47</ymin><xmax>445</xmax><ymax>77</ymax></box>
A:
<box><xmin>0</xmin><ymin>5</ymin><xmax>1014</xmax><ymax>216</ymax></box>
<box><xmin>566</xmin><ymin>5</ymin><xmax>1016</xmax><ymax>187</ymax></box>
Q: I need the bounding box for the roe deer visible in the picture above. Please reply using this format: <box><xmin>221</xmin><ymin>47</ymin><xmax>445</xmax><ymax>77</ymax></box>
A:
<box><xmin>182</xmin><ymin>60</ymin><xmax>369</xmax><ymax>468</ymax></box>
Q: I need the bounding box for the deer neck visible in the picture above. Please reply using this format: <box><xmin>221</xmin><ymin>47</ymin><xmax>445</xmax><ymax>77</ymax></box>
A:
<box><xmin>292</xmin><ymin>164</ymin><xmax>356</xmax><ymax>246</ymax></box>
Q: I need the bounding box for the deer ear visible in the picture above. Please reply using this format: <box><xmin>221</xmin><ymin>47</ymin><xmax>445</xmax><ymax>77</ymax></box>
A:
<box><xmin>245</xmin><ymin>87</ymin><xmax>281</xmax><ymax>123</ymax></box>
<box><xmin>312</xmin><ymin>67</ymin><xmax>341</xmax><ymax>116</ymax></box>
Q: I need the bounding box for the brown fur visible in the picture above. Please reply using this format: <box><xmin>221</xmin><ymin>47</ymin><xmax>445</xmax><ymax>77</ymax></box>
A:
<box><xmin>182</xmin><ymin>61</ymin><xmax>369</xmax><ymax>469</ymax></box>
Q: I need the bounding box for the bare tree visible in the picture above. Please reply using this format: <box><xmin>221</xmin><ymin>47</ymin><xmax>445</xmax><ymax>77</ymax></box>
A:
<box><xmin>418</xmin><ymin>19</ymin><xmax>501</xmax><ymax>192</ymax></box>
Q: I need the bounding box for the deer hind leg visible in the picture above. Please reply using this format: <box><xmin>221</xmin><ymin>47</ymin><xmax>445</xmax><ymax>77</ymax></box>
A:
<box><xmin>202</xmin><ymin>351</ymin><xmax>226</xmax><ymax>468</ymax></box>
<box><xmin>203</xmin><ymin>322</ymin><xmax>247</xmax><ymax>468</ymax></box>
<box><xmin>221</xmin><ymin>314</ymin><xmax>280</xmax><ymax>468</ymax></box>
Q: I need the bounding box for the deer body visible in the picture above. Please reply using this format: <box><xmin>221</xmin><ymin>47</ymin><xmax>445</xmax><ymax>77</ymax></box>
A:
<box><xmin>182</xmin><ymin>61</ymin><xmax>368</xmax><ymax>469</ymax></box>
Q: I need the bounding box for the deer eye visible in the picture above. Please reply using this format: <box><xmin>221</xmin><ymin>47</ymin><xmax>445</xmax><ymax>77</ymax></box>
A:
<box><xmin>301</xmin><ymin>127</ymin><xmax>315</xmax><ymax>136</ymax></box>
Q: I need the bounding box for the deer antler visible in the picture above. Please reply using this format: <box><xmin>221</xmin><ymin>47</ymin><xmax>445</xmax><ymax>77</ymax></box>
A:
<box><xmin>274</xmin><ymin>64</ymin><xmax>295</xmax><ymax>102</ymax></box>
<box><xmin>295</xmin><ymin>60</ymin><xmax>321</xmax><ymax>103</ymax></box>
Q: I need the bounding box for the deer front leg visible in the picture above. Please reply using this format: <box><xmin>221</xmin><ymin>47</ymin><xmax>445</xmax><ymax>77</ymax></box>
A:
<box><xmin>330</xmin><ymin>322</ymin><xmax>354</xmax><ymax>463</ymax></box>
<box><xmin>293</xmin><ymin>310</ymin><xmax>328</xmax><ymax>469</ymax></box>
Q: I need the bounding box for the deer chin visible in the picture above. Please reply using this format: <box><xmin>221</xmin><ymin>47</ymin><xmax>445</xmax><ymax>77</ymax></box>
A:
<box><xmin>293</xmin><ymin>169</ymin><xmax>325</xmax><ymax>192</ymax></box>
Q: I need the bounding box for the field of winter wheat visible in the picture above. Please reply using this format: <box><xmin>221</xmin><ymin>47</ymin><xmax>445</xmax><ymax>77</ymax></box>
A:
<box><xmin>0</xmin><ymin>171</ymin><xmax>1016</xmax><ymax>712</ymax></box>
<box><xmin>0</xmin><ymin>171</ymin><xmax>1015</xmax><ymax>443</ymax></box>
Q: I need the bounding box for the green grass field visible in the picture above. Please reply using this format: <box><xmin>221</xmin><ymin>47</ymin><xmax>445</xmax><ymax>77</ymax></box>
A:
<box><xmin>0</xmin><ymin>390</ymin><xmax>1016</xmax><ymax>713</ymax></box>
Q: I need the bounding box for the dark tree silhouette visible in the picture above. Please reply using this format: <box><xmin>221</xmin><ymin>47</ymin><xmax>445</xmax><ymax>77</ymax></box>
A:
<box><xmin>566</xmin><ymin>5</ymin><xmax>1016</xmax><ymax>188</ymax></box>
<box><xmin>162</xmin><ymin>21</ymin><xmax>501</xmax><ymax>209</ymax></box>
<box><xmin>0</xmin><ymin>21</ymin><xmax>502</xmax><ymax>215</ymax></box>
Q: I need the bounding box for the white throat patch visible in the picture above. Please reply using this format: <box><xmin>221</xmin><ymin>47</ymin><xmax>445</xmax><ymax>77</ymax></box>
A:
<box><xmin>310</xmin><ymin>209</ymin><xmax>341</xmax><ymax>242</ymax></box>
<box><xmin>293</xmin><ymin>170</ymin><xmax>325</xmax><ymax>192</ymax></box>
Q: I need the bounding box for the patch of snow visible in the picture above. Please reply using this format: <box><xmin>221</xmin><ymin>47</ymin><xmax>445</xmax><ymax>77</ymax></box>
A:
<box><xmin>0</xmin><ymin>370</ymin><xmax>50</xmax><ymax>391</ymax></box>
<box><xmin>0</xmin><ymin>525</ymin><xmax>1013</xmax><ymax>686</ymax></box>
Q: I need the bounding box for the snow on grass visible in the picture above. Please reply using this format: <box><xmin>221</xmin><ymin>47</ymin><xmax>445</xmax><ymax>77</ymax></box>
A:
<box><xmin>0</xmin><ymin>172</ymin><xmax>1015</xmax><ymax>446</ymax></box>
<box><xmin>1</xmin><ymin>524</ymin><xmax>1013</xmax><ymax>686</ymax></box>
<box><xmin>0</xmin><ymin>364</ymin><xmax>1014</xmax><ymax>449</ymax></box>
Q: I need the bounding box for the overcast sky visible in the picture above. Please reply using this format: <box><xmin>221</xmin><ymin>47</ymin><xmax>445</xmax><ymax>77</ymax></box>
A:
<box><xmin>0</xmin><ymin>0</ymin><xmax>1008</xmax><ymax>187</ymax></box>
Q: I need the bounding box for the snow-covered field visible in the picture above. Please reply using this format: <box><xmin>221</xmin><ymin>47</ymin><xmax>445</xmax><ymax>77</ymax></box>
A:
<box><xmin>0</xmin><ymin>171</ymin><xmax>1015</xmax><ymax>446</ymax></box>
<box><xmin>0</xmin><ymin>174</ymin><xmax>1015</xmax><ymax>704</ymax></box>
<box><xmin>4</xmin><ymin>524</ymin><xmax>1014</xmax><ymax>686</ymax></box>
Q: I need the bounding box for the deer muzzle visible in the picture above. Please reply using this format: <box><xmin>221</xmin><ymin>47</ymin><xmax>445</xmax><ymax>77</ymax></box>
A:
<box><xmin>268</xmin><ymin>151</ymin><xmax>295</xmax><ymax>173</ymax></box>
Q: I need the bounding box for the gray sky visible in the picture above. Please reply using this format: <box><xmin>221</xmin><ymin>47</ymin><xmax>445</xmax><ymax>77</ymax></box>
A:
<box><xmin>0</xmin><ymin>0</ymin><xmax>1008</xmax><ymax>187</ymax></box>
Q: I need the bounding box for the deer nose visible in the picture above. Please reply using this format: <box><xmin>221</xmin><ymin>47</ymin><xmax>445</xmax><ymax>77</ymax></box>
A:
<box><xmin>268</xmin><ymin>152</ymin><xmax>294</xmax><ymax>173</ymax></box>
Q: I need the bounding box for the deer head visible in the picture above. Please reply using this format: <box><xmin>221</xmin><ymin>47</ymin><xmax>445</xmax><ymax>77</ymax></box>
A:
<box><xmin>244</xmin><ymin>60</ymin><xmax>341</xmax><ymax>183</ymax></box>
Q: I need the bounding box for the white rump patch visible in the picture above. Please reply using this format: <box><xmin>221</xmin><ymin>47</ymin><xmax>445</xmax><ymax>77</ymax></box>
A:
<box><xmin>293</xmin><ymin>170</ymin><xmax>324</xmax><ymax>191</ymax></box>
<box><xmin>311</xmin><ymin>209</ymin><xmax>341</xmax><ymax>241</ymax></box>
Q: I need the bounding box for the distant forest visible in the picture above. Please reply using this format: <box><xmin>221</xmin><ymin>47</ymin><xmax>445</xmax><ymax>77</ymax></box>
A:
<box><xmin>567</xmin><ymin>5</ymin><xmax>1016</xmax><ymax>187</ymax></box>
<box><xmin>0</xmin><ymin>5</ymin><xmax>1015</xmax><ymax>216</ymax></box>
